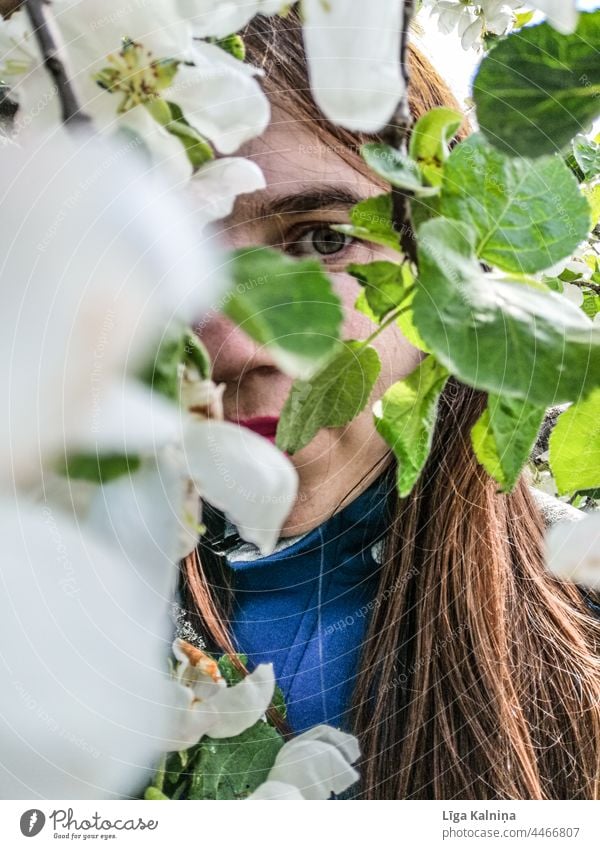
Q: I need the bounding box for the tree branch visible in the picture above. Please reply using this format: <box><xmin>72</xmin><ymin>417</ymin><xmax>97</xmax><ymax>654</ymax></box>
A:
<box><xmin>24</xmin><ymin>0</ymin><xmax>90</xmax><ymax>126</ymax></box>
<box><xmin>380</xmin><ymin>0</ymin><xmax>418</xmax><ymax>266</ymax></box>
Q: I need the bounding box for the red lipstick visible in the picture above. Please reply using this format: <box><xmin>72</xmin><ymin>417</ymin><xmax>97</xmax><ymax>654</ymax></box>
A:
<box><xmin>236</xmin><ymin>416</ymin><xmax>280</xmax><ymax>444</ymax></box>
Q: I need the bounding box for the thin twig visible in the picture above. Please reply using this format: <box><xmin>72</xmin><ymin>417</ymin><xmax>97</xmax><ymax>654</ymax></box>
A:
<box><xmin>24</xmin><ymin>0</ymin><xmax>90</xmax><ymax>125</ymax></box>
<box><xmin>380</xmin><ymin>0</ymin><xmax>418</xmax><ymax>266</ymax></box>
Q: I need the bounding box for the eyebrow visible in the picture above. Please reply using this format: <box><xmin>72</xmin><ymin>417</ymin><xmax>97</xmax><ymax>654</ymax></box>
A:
<box><xmin>244</xmin><ymin>184</ymin><xmax>364</xmax><ymax>222</ymax></box>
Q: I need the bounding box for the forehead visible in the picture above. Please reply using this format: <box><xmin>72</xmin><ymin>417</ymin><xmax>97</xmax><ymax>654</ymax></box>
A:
<box><xmin>227</xmin><ymin>105</ymin><xmax>383</xmax><ymax>225</ymax></box>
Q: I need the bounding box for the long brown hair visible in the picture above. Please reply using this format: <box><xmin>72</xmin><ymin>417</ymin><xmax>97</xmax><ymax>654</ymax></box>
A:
<box><xmin>182</xmin><ymin>11</ymin><xmax>600</xmax><ymax>799</ymax></box>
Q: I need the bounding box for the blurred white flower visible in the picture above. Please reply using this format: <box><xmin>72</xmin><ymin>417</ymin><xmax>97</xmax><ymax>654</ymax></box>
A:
<box><xmin>545</xmin><ymin>511</ymin><xmax>600</xmax><ymax>589</ymax></box>
<box><xmin>169</xmin><ymin>638</ymin><xmax>275</xmax><ymax>747</ymax></box>
<box><xmin>177</xmin><ymin>0</ymin><xmax>287</xmax><ymax>38</ymax></box>
<box><xmin>249</xmin><ymin>724</ymin><xmax>361</xmax><ymax>800</ymax></box>
<box><xmin>0</xmin><ymin>497</ymin><xmax>179</xmax><ymax>799</ymax></box>
<box><xmin>301</xmin><ymin>0</ymin><xmax>405</xmax><ymax>133</ymax></box>
<box><xmin>85</xmin><ymin>411</ymin><xmax>299</xmax><ymax>561</ymax></box>
<box><xmin>0</xmin><ymin>128</ymin><xmax>223</xmax><ymax>486</ymax></box>
<box><xmin>460</xmin><ymin>13</ymin><xmax>485</xmax><ymax>50</ymax></box>
<box><xmin>562</xmin><ymin>282</ymin><xmax>584</xmax><ymax>308</ymax></box>
<box><xmin>528</xmin><ymin>1</ymin><xmax>579</xmax><ymax>34</ymax></box>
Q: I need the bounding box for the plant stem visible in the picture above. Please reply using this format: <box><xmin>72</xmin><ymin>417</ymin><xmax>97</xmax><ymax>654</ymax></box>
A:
<box><xmin>380</xmin><ymin>0</ymin><xmax>418</xmax><ymax>266</ymax></box>
<box><xmin>359</xmin><ymin>288</ymin><xmax>416</xmax><ymax>351</ymax></box>
<box><xmin>24</xmin><ymin>0</ymin><xmax>91</xmax><ymax>126</ymax></box>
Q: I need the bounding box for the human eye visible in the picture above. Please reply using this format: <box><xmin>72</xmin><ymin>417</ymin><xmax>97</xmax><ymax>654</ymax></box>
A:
<box><xmin>283</xmin><ymin>223</ymin><xmax>359</xmax><ymax>267</ymax></box>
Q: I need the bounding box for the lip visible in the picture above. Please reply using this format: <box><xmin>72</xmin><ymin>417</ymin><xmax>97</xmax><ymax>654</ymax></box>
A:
<box><xmin>235</xmin><ymin>416</ymin><xmax>280</xmax><ymax>444</ymax></box>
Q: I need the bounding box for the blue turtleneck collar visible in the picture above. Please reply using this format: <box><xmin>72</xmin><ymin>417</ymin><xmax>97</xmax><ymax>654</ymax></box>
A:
<box><xmin>224</xmin><ymin>466</ymin><xmax>395</xmax><ymax>734</ymax></box>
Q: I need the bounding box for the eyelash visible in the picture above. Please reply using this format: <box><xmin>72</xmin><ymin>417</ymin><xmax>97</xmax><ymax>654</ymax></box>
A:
<box><xmin>283</xmin><ymin>223</ymin><xmax>360</xmax><ymax>267</ymax></box>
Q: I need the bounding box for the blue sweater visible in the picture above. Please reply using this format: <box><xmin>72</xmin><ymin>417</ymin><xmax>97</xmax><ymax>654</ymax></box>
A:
<box><xmin>224</xmin><ymin>470</ymin><xmax>395</xmax><ymax>734</ymax></box>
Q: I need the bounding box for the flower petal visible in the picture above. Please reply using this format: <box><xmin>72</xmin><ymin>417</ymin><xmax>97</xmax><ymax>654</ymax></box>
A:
<box><xmin>85</xmin><ymin>446</ymin><xmax>194</xmax><ymax>571</ymax></box>
<box><xmin>188</xmin><ymin>156</ymin><xmax>266</xmax><ymax>225</ymax></box>
<box><xmin>177</xmin><ymin>0</ymin><xmax>285</xmax><ymax>38</ymax></box>
<box><xmin>302</xmin><ymin>0</ymin><xmax>405</xmax><ymax>132</ymax></box>
<box><xmin>288</xmin><ymin>723</ymin><xmax>361</xmax><ymax>765</ymax></box>
<box><xmin>182</xmin><ymin>419</ymin><xmax>299</xmax><ymax>554</ymax></box>
<box><xmin>528</xmin><ymin>1</ymin><xmax>578</xmax><ymax>35</ymax></box>
<box><xmin>267</xmin><ymin>735</ymin><xmax>360</xmax><ymax>800</ymax></box>
<box><xmin>168</xmin><ymin>43</ymin><xmax>270</xmax><ymax>153</ymax></box>
<box><xmin>0</xmin><ymin>497</ymin><xmax>177</xmax><ymax>798</ymax></box>
<box><xmin>0</xmin><ymin>130</ymin><xmax>223</xmax><ymax>485</ymax></box>
<box><xmin>71</xmin><ymin>380</ymin><xmax>183</xmax><ymax>457</ymax></box>
<box><xmin>545</xmin><ymin>511</ymin><xmax>600</xmax><ymax>590</ymax></box>
<box><xmin>248</xmin><ymin>780</ymin><xmax>305</xmax><ymax>800</ymax></box>
<box><xmin>170</xmin><ymin>662</ymin><xmax>275</xmax><ymax>747</ymax></box>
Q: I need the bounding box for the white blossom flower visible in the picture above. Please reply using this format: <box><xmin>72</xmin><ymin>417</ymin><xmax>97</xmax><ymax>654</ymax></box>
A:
<box><xmin>545</xmin><ymin>511</ymin><xmax>600</xmax><ymax>589</ymax></box>
<box><xmin>435</xmin><ymin>1</ymin><xmax>477</xmax><ymax>37</ymax></box>
<box><xmin>0</xmin><ymin>497</ymin><xmax>180</xmax><ymax>799</ymax></box>
<box><xmin>301</xmin><ymin>0</ymin><xmax>405</xmax><ymax>133</ymax></box>
<box><xmin>177</xmin><ymin>0</ymin><xmax>287</xmax><ymax>38</ymax></box>
<box><xmin>1</xmin><ymin>1</ymin><xmax>270</xmax><ymax>175</ymax></box>
<box><xmin>249</xmin><ymin>724</ymin><xmax>361</xmax><ymax>799</ymax></box>
<box><xmin>427</xmin><ymin>0</ymin><xmax>517</xmax><ymax>50</ymax></box>
<box><xmin>480</xmin><ymin>1</ymin><xmax>516</xmax><ymax>35</ymax></box>
<box><xmin>168</xmin><ymin>639</ymin><xmax>276</xmax><ymax>747</ymax></box>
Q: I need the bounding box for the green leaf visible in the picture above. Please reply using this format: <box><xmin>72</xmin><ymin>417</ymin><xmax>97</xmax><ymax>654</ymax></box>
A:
<box><xmin>144</xmin><ymin>787</ymin><xmax>170</xmax><ymax>800</ymax></box>
<box><xmin>58</xmin><ymin>453</ymin><xmax>141</xmax><ymax>484</ymax></box>
<box><xmin>217</xmin><ymin>653</ymin><xmax>248</xmax><ymax>685</ymax></box>
<box><xmin>332</xmin><ymin>193</ymin><xmax>401</xmax><ymax>250</ymax></box>
<box><xmin>276</xmin><ymin>341</ymin><xmax>381</xmax><ymax>454</ymax></box>
<box><xmin>183</xmin><ymin>331</ymin><xmax>212</xmax><ymax>380</ymax></box>
<box><xmin>138</xmin><ymin>324</ymin><xmax>211</xmax><ymax>409</ymax></box>
<box><xmin>549</xmin><ymin>389</ymin><xmax>600</xmax><ymax>495</ymax></box>
<box><xmin>584</xmin><ymin>183</ymin><xmax>600</xmax><ymax>224</ymax></box>
<box><xmin>582</xmin><ymin>292</ymin><xmax>600</xmax><ymax>320</ymax></box>
<box><xmin>413</xmin><ymin>217</ymin><xmax>600</xmax><ymax>406</ymax></box>
<box><xmin>360</xmin><ymin>143</ymin><xmax>438</xmax><ymax>196</ymax></box>
<box><xmin>225</xmin><ymin>247</ymin><xmax>343</xmax><ymax>378</ymax></box>
<box><xmin>394</xmin><ymin>285</ymin><xmax>431</xmax><ymax>354</ymax></box>
<box><xmin>440</xmin><ymin>134</ymin><xmax>591</xmax><ymax>274</ymax></box>
<box><xmin>573</xmin><ymin>134</ymin><xmax>600</xmax><ymax>182</ymax></box>
<box><xmin>188</xmin><ymin>720</ymin><xmax>284</xmax><ymax>800</ymax></box>
<box><xmin>471</xmin><ymin>395</ymin><xmax>546</xmax><ymax>492</ymax></box>
<box><xmin>514</xmin><ymin>10</ymin><xmax>535</xmax><ymax>28</ymax></box>
<box><xmin>373</xmin><ymin>356</ymin><xmax>449</xmax><ymax>497</ymax></box>
<box><xmin>473</xmin><ymin>13</ymin><xmax>600</xmax><ymax>156</ymax></box>
<box><xmin>268</xmin><ymin>684</ymin><xmax>288</xmax><ymax>725</ymax></box>
<box><xmin>409</xmin><ymin>106</ymin><xmax>463</xmax><ymax>186</ymax></box>
<box><xmin>347</xmin><ymin>260</ymin><xmax>413</xmax><ymax>320</ymax></box>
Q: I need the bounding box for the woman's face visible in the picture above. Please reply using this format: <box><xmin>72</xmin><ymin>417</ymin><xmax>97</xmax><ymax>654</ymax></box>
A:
<box><xmin>196</xmin><ymin>105</ymin><xmax>424</xmax><ymax>535</ymax></box>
